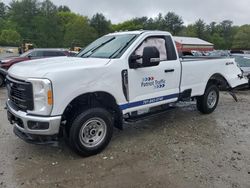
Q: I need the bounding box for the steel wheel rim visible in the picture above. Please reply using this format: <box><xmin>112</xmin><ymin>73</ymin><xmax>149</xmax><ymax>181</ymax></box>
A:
<box><xmin>207</xmin><ymin>90</ymin><xmax>217</xmax><ymax>108</ymax></box>
<box><xmin>79</xmin><ymin>117</ymin><xmax>107</xmax><ymax>148</ymax></box>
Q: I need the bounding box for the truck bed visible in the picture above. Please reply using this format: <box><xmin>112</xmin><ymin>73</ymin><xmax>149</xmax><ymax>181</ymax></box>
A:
<box><xmin>180</xmin><ymin>57</ymin><xmax>242</xmax><ymax>97</ymax></box>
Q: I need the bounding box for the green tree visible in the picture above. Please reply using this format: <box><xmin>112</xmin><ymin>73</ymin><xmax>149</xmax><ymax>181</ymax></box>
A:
<box><xmin>131</xmin><ymin>17</ymin><xmax>148</xmax><ymax>29</ymax></box>
<box><xmin>8</xmin><ymin>0</ymin><xmax>39</xmax><ymax>39</ymax></box>
<box><xmin>145</xmin><ymin>18</ymin><xmax>156</xmax><ymax>29</ymax></box>
<box><xmin>32</xmin><ymin>0</ymin><xmax>63</xmax><ymax>47</ymax></box>
<box><xmin>90</xmin><ymin>13</ymin><xmax>111</xmax><ymax>37</ymax></box>
<box><xmin>207</xmin><ymin>22</ymin><xmax>218</xmax><ymax>35</ymax></box>
<box><xmin>64</xmin><ymin>15</ymin><xmax>97</xmax><ymax>47</ymax></box>
<box><xmin>58</xmin><ymin>5</ymin><xmax>70</xmax><ymax>12</ymax></box>
<box><xmin>57</xmin><ymin>11</ymin><xmax>78</xmax><ymax>46</ymax></box>
<box><xmin>112</xmin><ymin>20</ymin><xmax>143</xmax><ymax>31</ymax></box>
<box><xmin>0</xmin><ymin>2</ymin><xmax>244</xmax><ymax>50</ymax></box>
<box><xmin>0</xmin><ymin>2</ymin><xmax>7</xmax><ymax>18</ymax></box>
<box><xmin>0</xmin><ymin>29</ymin><xmax>21</xmax><ymax>46</ymax></box>
<box><xmin>153</xmin><ymin>13</ymin><xmax>166</xmax><ymax>30</ymax></box>
<box><xmin>193</xmin><ymin>19</ymin><xmax>207</xmax><ymax>39</ymax></box>
<box><xmin>40</xmin><ymin>0</ymin><xmax>57</xmax><ymax>16</ymax></box>
<box><xmin>209</xmin><ymin>33</ymin><xmax>225</xmax><ymax>49</ymax></box>
<box><xmin>164</xmin><ymin>12</ymin><xmax>184</xmax><ymax>35</ymax></box>
<box><xmin>232</xmin><ymin>25</ymin><xmax>250</xmax><ymax>49</ymax></box>
<box><xmin>180</xmin><ymin>24</ymin><xmax>197</xmax><ymax>37</ymax></box>
<box><xmin>218</xmin><ymin>20</ymin><xmax>234</xmax><ymax>49</ymax></box>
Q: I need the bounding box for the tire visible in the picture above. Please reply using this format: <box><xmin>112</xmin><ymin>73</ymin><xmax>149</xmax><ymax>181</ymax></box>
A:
<box><xmin>68</xmin><ymin>107</ymin><xmax>113</xmax><ymax>157</ymax></box>
<box><xmin>196</xmin><ymin>84</ymin><xmax>219</xmax><ymax>114</ymax></box>
<box><xmin>0</xmin><ymin>74</ymin><xmax>4</xmax><ymax>87</ymax></box>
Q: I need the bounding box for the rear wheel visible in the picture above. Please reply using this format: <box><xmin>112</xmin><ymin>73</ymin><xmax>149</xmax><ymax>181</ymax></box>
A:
<box><xmin>0</xmin><ymin>74</ymin><xmax>4</xmax><ymax>87</ymax></box>
<box><xmin>196</xmin><ymin>84</ymin><xmax>219</xmax><ymax>114</ymax></box>
<box><xmin>68</xmin><ymin>108</ymin><xmax>113</xmax><ymax>157</ymax></box>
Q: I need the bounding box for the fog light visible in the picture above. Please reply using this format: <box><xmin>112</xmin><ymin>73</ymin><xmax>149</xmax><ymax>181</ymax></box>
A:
<box><xmin>27</xmin><ymin>121</ymin><xmax>49</xmax><ymax>130</ymax></box>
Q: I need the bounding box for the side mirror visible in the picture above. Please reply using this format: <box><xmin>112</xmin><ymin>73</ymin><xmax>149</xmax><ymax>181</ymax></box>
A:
<box><xmin>129</xmin><ymin>54</ymin><xmax>142</xmax><ymax>69</ymax></box>
<box><xmin>142</xmin><ymin>46</ymin><xmax>160</xmax><ymax>67</ymax></box>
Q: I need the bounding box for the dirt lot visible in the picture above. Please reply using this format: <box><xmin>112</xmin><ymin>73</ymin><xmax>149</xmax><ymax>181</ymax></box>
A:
<box><xmin>0</xmin><ymin>47</ymin><xmax>18</xmax><ymax>59</ymax></box>
<box><xmin>0</xmin><ymin>87</ymin><xmax>249</xmax><ymax>188</ymax></box>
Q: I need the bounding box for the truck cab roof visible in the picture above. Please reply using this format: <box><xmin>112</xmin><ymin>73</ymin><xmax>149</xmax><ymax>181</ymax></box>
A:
<box><xmin>107</xmin><ymin>30</ymin><xmax>172</xmax><ymax>36</ymax></box>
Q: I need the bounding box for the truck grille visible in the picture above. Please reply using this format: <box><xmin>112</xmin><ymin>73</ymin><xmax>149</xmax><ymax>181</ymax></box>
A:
<box><xmin>6</xmin><ymin>76</ymin><xmax>34</xmax><ymax>111</ymax></box>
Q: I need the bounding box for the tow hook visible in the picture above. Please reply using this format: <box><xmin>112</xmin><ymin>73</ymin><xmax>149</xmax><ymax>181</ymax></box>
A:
<box><xmin>228</xmin><ymin>91</ymin><xmax>238</xmax><ymax>102</ymax></box>
<box><xmin>238</xmin><ymin>74</ymin><xmax>244</xmax><ymax>79</ymax></box>
<box><xmin>237</xmin><ymin>68</ymin><xmax>244</xmax><ymax>79</ymax></box>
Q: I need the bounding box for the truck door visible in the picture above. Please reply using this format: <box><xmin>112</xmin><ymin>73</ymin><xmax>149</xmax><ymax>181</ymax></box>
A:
<box><xmin>123</xmin><ymin>35</ymin><xmax>181</xmax><ymax>111</ymax></box>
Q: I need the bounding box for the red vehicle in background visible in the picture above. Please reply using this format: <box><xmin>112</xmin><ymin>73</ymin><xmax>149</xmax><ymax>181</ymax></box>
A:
<box><xmin>0</xmin><ymin>49</ymin><xmax>70</xmax><ymax>87</ymax></box>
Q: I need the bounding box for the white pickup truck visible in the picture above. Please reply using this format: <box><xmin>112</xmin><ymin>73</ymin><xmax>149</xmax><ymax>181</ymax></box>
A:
<box><xmin>6</xmin><ymin>31</ymin><xmax>247</xmax><ymax>156</ymax></box>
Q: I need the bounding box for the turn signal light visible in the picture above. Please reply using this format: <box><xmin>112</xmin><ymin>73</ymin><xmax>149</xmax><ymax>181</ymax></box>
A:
<box><xmin>47</xmin><ymin>90</ymin><xmax>53</xmax><ymax>105</ymax></box>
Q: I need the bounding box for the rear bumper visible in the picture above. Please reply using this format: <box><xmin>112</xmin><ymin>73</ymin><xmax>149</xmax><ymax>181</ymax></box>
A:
<box><xmin>6</xmin><ymin>100</ymin><xmax>61</xmax><ymax>136</ymax></box>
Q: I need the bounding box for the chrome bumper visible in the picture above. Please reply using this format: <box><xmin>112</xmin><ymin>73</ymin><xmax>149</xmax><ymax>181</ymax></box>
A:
<box><xmin>6</xmin><ymin>100</ymin><xmax>61</xmax><ymax>135</ymax></box>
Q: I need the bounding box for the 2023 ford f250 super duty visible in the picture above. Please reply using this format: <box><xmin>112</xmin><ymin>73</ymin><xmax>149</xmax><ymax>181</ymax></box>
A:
<box><xmin>5</xmin><ymin>31</ymin><xmax>248</xmax><ymax>156</ymax></box>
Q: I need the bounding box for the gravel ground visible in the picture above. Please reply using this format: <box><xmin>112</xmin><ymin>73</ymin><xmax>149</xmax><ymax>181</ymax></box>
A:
<box><xmin>0</xmin><ymin>88</ymin><xmax>250</xmax><ymax>188</ymax></box>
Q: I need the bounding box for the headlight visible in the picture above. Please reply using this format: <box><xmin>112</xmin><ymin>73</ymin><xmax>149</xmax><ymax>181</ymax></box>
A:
<box><xmin>27</xmin><ymin>78</ymin><xmax>53</xmax><ymax>116</ymax></box>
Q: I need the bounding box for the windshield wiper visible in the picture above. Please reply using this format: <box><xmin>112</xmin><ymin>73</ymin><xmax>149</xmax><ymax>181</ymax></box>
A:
<box><xmin>109</xmin><ymin>35</ymin><xmax>137</xmax><ymax>59</ymax></box>
<box><xmin>108</xmin><ymin>46</ymin><xmax>123</xmax><ymax>59</ymax></box>
<box><xmin>81</xmin><ymin>37</ymin><xmax>115</xmax><ymax>58</ymax></box>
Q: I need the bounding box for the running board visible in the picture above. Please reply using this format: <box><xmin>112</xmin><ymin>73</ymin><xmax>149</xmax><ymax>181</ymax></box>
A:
<box><xmin>124</xmin><ymin>106</ymin><xmax>176</xmax><ymax>123</ymax></box>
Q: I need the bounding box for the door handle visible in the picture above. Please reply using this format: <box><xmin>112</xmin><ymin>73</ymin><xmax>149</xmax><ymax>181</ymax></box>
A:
<box><xmin>165</xmin><ymin>69</ymin><xmax>175</xmax><ymax>73</ymax></box>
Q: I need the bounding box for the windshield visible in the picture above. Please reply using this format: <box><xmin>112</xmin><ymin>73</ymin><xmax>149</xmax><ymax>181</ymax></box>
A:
<box><xmin>233</xmin><ymin>56</ymin><xmax>250</xmax><ymax>67</ymax></box>
<box><xmin>77</xmin><ymin>34</ymin><xmax>138</xmax><ymax>59</ymax></box>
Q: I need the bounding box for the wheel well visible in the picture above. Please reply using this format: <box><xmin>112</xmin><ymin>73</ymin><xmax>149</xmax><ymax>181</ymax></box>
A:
<box><xmin>207</xmin><ymin>74</ymin><xmax>230</xmax><ymax>91</ymax></box>
<box><xmin>62</xmin><ymin>92</ymin><xmax>123</xmax><ymax>132</ymax></box>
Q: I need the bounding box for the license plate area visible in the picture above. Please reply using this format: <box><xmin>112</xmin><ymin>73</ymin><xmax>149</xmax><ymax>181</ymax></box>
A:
<box><xmin>7</xmin><ymin>110</ymin><xmax>24</xmax><ymax>128</ymax></box>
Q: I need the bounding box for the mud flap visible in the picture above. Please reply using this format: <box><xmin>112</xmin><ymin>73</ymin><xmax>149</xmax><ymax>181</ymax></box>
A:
<box><xmin>228</xmin><ymin>83</ymin><xmax>249</xmax><ymax>102</ymax></box>
<box><xmin>228</xmin><ymin>91</ymin><xmax>238</xmax><ymax>102</ymax></box>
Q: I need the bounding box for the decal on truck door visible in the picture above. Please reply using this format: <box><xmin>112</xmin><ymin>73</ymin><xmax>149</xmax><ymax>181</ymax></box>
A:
<box><xmin>119</xmin><ymin>93</ymin><xmax>179</xmax><ymax>110</ymax></box>
<box><xmin>141</xmin><ymin>77</ymin><xmax>166</xmax><ymax>89</ymax></box>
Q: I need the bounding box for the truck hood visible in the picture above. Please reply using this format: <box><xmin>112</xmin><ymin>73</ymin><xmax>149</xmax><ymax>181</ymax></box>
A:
<box><xmin>8</xmin><ymin>57</ymin><xmax>111</xmax><ymax>80</ymax></box>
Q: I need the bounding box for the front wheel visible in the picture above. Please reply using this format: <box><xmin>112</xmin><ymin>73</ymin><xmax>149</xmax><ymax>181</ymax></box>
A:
<box><xmin>69</xmin><ymin>108</ymin><xmax>113</xmax><ymax>157</ymax></box>
<box><xmin>196</xmin><ymin>84</ymin><xmax>219</xmax><ymax>114</ymax></box>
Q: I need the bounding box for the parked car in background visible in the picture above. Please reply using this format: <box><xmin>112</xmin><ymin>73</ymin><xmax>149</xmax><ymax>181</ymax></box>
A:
<box><xmin>6</xmin><ymin>49</ymin><xmax>14</xmax><ymax>53</ymax></box>
<box><xmin>0</xmin><ymin>49</ymin><xmax>70</xmax><ymax>87</ymax></box>
<box><xmin>0</xmin><ymin>49</ymin><xmax>70</xmax><ymax>70</ymax></box>
<box><xmin>231</xmin><ymin>54</ymin><xmax>250</xmax><ymax>87</ymax></box>
<box><xmin>205</xmin><ymin>50</ymin><xmax>230</xmax><ymax>57</ymax></box>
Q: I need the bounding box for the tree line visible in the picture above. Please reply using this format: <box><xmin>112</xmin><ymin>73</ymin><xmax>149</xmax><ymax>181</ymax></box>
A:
<box><xmin>0</xmin><ymin>0</ymin><xmax>250</xmax><ymax>49</ymax></box>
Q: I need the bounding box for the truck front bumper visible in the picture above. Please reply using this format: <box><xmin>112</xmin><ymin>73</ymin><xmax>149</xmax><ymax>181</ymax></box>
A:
<box><xmin>6</xmin><ymin>100</ymin><xmax>62</xmax><ymax>144</ymax></box>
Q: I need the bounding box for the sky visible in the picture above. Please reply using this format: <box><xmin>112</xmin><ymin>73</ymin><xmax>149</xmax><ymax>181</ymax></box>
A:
<box><xmin>2</xmin><ymin>0</ymin><xmax>250</xmax><ymax>25</ymax></box>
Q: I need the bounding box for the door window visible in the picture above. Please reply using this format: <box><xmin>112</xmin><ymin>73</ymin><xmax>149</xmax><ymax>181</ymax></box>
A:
<box><xmin>134</xmin><ymin>37</ymin><xmax>167</xmax><ymax>64</ymax></box>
